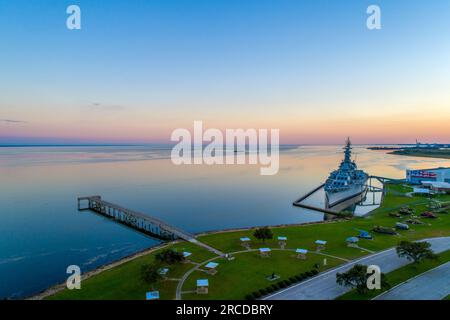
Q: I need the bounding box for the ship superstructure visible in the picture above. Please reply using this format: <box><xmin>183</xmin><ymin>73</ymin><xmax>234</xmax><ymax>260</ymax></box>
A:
<box><xmin>325</xmin><ymin>138</ymin><xmax>368</xmax><ymax>210</ymax></box>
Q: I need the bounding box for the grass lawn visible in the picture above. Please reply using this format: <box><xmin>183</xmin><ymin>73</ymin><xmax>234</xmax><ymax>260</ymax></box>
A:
<box><xmin>47</xmin><ymin>183</ymin><xmax>450</xmax><ymax>300</ymax></box>
<box><xmin>47</xmin><ymin>241</ymin><xmax>216</xmax><ymax>300</ymax></box>
<box><xmin>181</xmin><ymin>250</ymin><xmax>342</xmax><ymax>300</ymax></box>
<box><xmin>198</xmin><ymin>184</ymin><xmax>449</xmax><ymax>259</ymax></box>
<box><xmin>337</xmin><ymin>250</ymin><xmax>450</xmax><ymax>300</ymax></box>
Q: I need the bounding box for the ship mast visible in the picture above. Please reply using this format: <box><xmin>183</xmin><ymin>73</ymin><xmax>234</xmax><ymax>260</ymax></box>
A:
<box><xmin>344</xmin><ymin>137</ymin><xmax>352</xmax><ymax>163</ymax></box>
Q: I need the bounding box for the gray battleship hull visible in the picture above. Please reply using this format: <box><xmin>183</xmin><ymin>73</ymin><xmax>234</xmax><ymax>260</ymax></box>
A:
<box><xmin>325</xmin><ymin>182</ymin><xmax>368</xmax><ymax>212</ymax></box>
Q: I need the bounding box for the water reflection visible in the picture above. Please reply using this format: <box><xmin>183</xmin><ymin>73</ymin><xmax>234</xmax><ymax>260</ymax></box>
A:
<box><xmin>0</xmin><ymin>145</ymin><xmax>449</xmax><ymax>298</ymax></box>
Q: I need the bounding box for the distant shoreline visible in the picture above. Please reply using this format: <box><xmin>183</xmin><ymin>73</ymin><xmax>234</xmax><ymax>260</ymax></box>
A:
<box><xmin>0</xmin><ymin>144</ymin><xmax>172</xmax><ymax>148</ymax></box>
<box><xmin>0</xmin><ymin>143</ymin><xmax>417</xmax><ymax>148</ymax></box>
<box><xmin>389</xmin><ymin>149</ymin><xmax>450</xmax><ymax>159</ymax></box>
<box><xmin>367</xmin><ymin>146</ymin><xmax>450</xmax><ymax>160</ymax></box>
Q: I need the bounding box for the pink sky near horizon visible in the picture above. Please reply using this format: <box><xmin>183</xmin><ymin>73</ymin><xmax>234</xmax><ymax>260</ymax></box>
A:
<box><xmin>1</xmin><ymin>106</ymin><xmax>449</xmax><ymax>145</ymax></box>
<box><xmin>1</xmin><ymin>1</ymin><xmax>450</xmax><ymax>145</ymax></box>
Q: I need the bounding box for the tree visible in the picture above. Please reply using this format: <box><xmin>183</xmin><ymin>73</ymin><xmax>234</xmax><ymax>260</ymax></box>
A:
<box><xmin>155</xmin><ymin>249</ymin><xmax>185</xmax><ymax>264</ymax></box>
<box><xmin>336</xmin><ymin>264</ymin><xmax>389</xmax><ymax>295</ymax></box>
<box><xmin>141</xmin><ymin>263</ymin><xmax>162</xmax><ymax>286</ymax></box>
<box><xmin>253</xmin><ymin>227</ymin><xmax>273</xmax><ymax>243</ymax></box>
<box><xmin>396</xmin><ymin>241</ymin><xmax>438</xmax><ymax>264</ymax></box>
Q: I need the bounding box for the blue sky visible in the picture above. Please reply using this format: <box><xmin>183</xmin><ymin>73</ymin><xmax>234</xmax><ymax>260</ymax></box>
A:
<box><xmin>1</xmin><ymin>0</ymin><xmax>449</xmax><ymax>144</ymax></box>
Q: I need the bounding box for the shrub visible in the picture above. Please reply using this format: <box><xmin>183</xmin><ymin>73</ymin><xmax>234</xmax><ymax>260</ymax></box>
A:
<box><xmin>155</xmin><ymin>249</ymin><xmax>185</xmax><ymax>264</ymax></box>
<box><xmin>140</xmin><ymin>263</ymin><xmax>162</xmax><ymax>285</ymax></box>
<box><xmin>259</xmin><ymin>288</ymin><xmax>268</xmax><ymax>296</ymax></box>
<box><xmin>396</xmin><ymin>240</ymin><xmax>438</xmax><ymax>264</ymax></box>
<box><xmin>336</xmin><ymin>264</ymin><xmax>390</xmax><ymax>295</ymax></box>
<box><xmin>253</xmin><ymin>227</ymin><xmax>274</xmax><ymax>242</ymax></box>
<box><xmin>245</xmin><ymin>268</ymin><xmax>325</xmax><ymax>300</ymax></box>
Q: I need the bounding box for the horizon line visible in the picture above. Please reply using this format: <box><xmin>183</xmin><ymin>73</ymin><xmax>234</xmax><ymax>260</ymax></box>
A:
<box><xmin>0</xmin><ymin>143</ymin><xmax>424</xmax><ymax>148</ymax></box>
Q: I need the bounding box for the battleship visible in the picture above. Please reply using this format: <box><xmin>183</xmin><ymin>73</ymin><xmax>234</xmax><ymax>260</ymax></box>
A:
<box><xmin>325</xmin><ymin>138</ymin><xmax>369</xmax><ymax>212</ymax></box>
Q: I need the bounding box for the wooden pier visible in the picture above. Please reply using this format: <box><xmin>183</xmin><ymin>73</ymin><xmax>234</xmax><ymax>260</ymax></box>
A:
<box><xmin>77</xmin><ymin>196</ymin><xmax>195</xmax><ymax>241</ymax></box>
<box><xmin>77</xmin><ymin>196</ymin><xmax>224</xmax><ymax>256</ymax></box>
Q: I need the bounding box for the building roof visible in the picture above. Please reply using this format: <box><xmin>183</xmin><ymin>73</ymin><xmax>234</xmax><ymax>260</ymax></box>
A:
<box><xmin>296</xmin><ymin>248</ymin><xmax>308</xmax><ymax>254</ymax></box>
<box><xmin>315</xmin><ymin>240</ymin><xmax>327</xmax><ymax>245</ymax></box>
<box><xmin>346</xmin><ymin>237</ymin><xmax>359</xmax><ymax>243</ymax></box>
<box><xmin>277</xmin><ymin>236</ymin><xmax>287</xmax><ymax>241</ymax></box>
<box><xmin>240</xmin><ymin>237</ymin><xmax>251</xmax><ymax>242</ymax></box>
<box><xmin>158</xmin><ymin>267</ymin><xmax>169</xmax><ymax>275</ymax></box>
<box><xmin>205</xmin><ymin>262</ymin><xmax>219</xmax><ymax>269</ymax></box>
<box><xmin>197</xmin><ymin>279</ymin><xmax>209</xmax><ymax>287</ymax></box>
<box><xmin>259</xmin><ymin>248</ymin><xmax>271</xmax><ymax>252</ymax></box>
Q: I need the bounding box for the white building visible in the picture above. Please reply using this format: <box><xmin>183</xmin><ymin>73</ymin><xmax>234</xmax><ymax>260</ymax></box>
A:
<box><xmin>421</xmin><ymin>181</ymin><xmax>450</xmax><ymax>194</ymax></box>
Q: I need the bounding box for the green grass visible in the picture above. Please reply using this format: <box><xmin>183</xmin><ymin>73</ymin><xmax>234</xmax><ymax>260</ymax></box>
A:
<box><xmin>47</xmin><ymin>242</ymin><xmax>216</xmax><ymax>300</ymax></box>
<box><xmin>198</xmin><ymin>184</ymin><xmax>450</xmax><ymax>259</ymax></box>
<box><xmin>47</xmin><ymin>183</ymin><xmax>450</xmax><ymax>300</ymax></box>
<box><xmin>338</xmin><ymin>250</ymin><xmax>450</xmax><ymax>300</ymax></box>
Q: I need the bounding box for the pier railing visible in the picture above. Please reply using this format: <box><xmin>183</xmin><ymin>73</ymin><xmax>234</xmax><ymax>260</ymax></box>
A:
<box><xmin>77</xmin><ymin>196</ymin><xmax>195</xmax><ymax>241</ymax></box>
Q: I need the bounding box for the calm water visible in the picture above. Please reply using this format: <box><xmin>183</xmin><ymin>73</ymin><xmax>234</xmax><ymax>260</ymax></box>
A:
<box><xmin>1</xmin><ymin>145</ymin><xmax>449</xmax><ymax>298</ymax></box>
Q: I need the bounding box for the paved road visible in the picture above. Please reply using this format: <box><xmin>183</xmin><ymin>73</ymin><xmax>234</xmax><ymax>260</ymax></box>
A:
<box><xmin>264</xmin><ymin>237</ymin><xmax>450</xmax><ymax>300</ymax></box>
<box><xmin>374</xmin><ymin>262</ymin><xmax>450</xmax><ymax>300</ymax></box>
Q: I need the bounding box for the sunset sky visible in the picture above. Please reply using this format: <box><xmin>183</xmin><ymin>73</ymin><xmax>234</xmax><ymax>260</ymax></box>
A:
<box><xmin>1</xmin><ymin>0</ymin><xmax>449</xmax><ymax>145</ymax></box>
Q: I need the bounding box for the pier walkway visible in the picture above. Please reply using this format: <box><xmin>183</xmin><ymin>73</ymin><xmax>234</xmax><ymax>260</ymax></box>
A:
<box><xmin>77</xmin><ymin>196</ymin><xmax>224</xmax><ymax>256</ymax></box>
<box><xmin>78</xmin><ymin>196</ymin><xmax>194</xmax><ymax>241</ymax></box>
